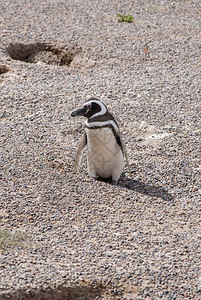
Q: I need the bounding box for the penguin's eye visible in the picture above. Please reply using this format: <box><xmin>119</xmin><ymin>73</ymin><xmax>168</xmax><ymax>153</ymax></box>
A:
<box><xmin>85</xmin><ymin>103</ymin><xmax>92</xmax><ymax>109</ymax></box>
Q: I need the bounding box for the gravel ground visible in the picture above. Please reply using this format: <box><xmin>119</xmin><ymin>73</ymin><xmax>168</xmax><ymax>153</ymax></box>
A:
<box><xmin>0</xmin><ymin>0</ymin><xmax>201</xmax><ymax>299</ymax></box>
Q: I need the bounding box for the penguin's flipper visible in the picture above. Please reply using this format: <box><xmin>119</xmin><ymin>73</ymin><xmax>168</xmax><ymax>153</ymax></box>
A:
<box><xmin>75</xmin><ymin>132</ymin><xmax>87</xmax><ymax>172</ymax></box>
<box><xmin>119</xmin><ymin>134</ymin><xmax>131</xmax><ymax>175</ymax></box>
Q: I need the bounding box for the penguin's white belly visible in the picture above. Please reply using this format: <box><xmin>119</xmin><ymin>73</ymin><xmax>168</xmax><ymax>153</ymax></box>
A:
<box><xmin>85</xmin><ymin>127</ymin><xmax>123</xmax><ymax>180</ymax></box>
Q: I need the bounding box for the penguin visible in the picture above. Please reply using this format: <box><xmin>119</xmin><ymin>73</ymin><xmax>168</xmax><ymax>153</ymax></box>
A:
<box><xmin>71</xmin><ymin>97</ymin><xmax>130</xmax><ymax>185</ymax></box>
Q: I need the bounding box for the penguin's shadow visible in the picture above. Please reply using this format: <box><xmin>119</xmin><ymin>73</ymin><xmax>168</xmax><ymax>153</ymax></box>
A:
<box><xmin>97</xmin><ymin>175</ymin><xmax>173</xmax><ymax>201</ymax></box>
<box><xmin>119</xmin><ymin>174</ymin><xmax>174</xmax><ymax>201</ymax></box>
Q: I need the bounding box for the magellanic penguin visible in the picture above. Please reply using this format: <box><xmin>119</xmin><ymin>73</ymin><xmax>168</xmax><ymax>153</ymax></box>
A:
<box><xmin>71</xmin><ymin>98</ymin><xmax>130</xmax><ymax>185</ymax></box>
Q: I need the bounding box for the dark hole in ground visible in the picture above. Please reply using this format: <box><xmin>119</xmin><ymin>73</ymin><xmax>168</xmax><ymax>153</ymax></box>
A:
<box><xmin>0</xmin><ymin>281</ymin><xmax>111</xmax><ymax>300</ymax></box>
<box><xmin>6</xmin><ymin>42</ymin><xmax>81</xmax><ymax>66</ymax></box>
<box><xmin>0</xmin><ymin>65</ymin><xmax>9</xmax><ymax>74</ymax></box>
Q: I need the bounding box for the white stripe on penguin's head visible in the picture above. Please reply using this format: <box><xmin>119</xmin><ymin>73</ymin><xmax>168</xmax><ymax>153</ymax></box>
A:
<box><xmin>84</xmin><ymin>99</ymin><xmax>107</xmax><ymax>118</ymax></box>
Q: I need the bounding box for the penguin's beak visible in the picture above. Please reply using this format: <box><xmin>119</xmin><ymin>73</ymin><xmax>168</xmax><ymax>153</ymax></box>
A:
<box><xmin>71</xmin><ymin>107</ymin><xmax>87</xmax><ymax>117</ymax></box>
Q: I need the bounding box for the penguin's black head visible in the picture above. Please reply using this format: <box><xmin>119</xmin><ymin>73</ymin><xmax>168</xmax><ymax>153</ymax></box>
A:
<box><xmin>71</xmin><ymin>98</ymin><xmax>107</xmax><ymax>119</ymax></box>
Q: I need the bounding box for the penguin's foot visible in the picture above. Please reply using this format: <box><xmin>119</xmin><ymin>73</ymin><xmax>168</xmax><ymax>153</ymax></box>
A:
<box><xmin>90</xmin><ymin>176</ymin><xmax>97</xmax><ymax>182</ymax></box>
<box><xmin>111</xmin><ymin>180</ymin><xmax>118</xmax><ymax>186</ymax></box>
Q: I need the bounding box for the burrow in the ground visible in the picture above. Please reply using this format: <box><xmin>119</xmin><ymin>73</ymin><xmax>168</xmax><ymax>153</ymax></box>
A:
<box><xmin>6</xmin><ymin>42</ymin><xmax>81</xmax><ymax>66</ymax></box>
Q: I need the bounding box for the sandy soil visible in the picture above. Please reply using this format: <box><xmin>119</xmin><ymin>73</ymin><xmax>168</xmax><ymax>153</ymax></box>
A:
<box><xmin>0</xmin><ymin>0</ymin><xmax>200</xmax><ymax>299</ymax></box>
